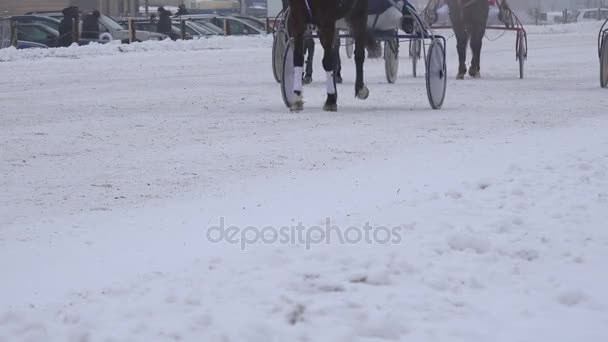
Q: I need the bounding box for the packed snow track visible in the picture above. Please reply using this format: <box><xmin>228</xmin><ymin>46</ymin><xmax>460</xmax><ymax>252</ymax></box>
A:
<box><xmin>1</xmin><ymin>23</ymin><xmax>607</xmax><ymax>342</ymax></box>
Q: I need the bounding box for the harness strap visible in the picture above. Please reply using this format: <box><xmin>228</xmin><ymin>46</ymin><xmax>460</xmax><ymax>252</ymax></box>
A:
<box><xmin>372</xmin><ymin>13</ymin><xmax>381</xmax><ymax>30</ymax></box>
<box><xmin>304</xmin><ymin>0</ymin><xmax>312</xmax><ymax>17</ymax></box>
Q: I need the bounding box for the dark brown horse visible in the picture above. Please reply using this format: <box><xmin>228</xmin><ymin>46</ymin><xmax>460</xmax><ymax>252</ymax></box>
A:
<box><xmin>447</xmin><ymin>0</ymin><xmax>489</xmax><ymax>79</ymax></box>
<box><xmin>288</xmin><ymin>0</ymin><xmax>369</xmax><ymax>111</ymax></box>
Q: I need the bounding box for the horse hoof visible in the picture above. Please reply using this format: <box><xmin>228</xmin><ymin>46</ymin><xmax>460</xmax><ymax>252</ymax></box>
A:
<box><xmin>356</xmin><ymin>86</ymin><xmax>369</xmax><ymax>100</ymax></box>
<box><xmin>469</xmin><ymin>67</ymin><xmax>480</xmax><ymax>78</ymax></box>
<box><xmin>456</xmin><ymin>73</ymin><xmax>465</xmax><ymax>80</ymax></box>
<box><xmin>303</xmin><ymin>74</ymin><xmax>312</xmax><ymax>85</ymax></box>
<box><xmin>291</xmin><ymin>95</ymin><xmax>304</xmax><ymax>112</ymax></box>
<box><xmin>323</xmin><ymin>103</ymin><xmax>338</xmax><ymax>112</ymax></box>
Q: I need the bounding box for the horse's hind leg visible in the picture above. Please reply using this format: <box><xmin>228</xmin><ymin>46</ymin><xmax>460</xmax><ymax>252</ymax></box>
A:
<box><xmin>304</xmin><ymin>37</ymin><xmax>315</xmax><ymax>84</ymax></box>
<box><xmin>448</xmin><ymin>4</ymin><xmax>469</xmax><ymax>79</ymax></box>
<box><xmin>348</xmin><ymin>0</ymin><xmax>370</xmax><ymax>99</ymax></box>
<box><xmin>468</xmin><ymin>2</ymin><xmax>489</xmax><ymax>78</ymax></box>
<box><xmin>333</xmin><ymin>31</ymin><xmax>343</xmax><ymax>83</ymax></box>
<box><xmin>288</xmin><ymin>3</ymin><xmax>307</xmax><ymax>110</ymax></box>
<box><xmin>318</xmin><ymin>22</ymin><xmax>338</xmax><ymax>111</ymax></box>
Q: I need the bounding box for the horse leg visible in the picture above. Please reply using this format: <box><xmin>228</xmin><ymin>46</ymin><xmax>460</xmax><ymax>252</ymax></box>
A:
<box><xmin>304</xmin><ymin>37</ymin><xmax>315</xmax><ymax>84</ymax></box>
<box><xmin>333</xmin><ymin>31</ymin><xmax>343</xmax><ymax>83</ymax></box>
<box><xmin>349</xmin><ymin>0</ymin><xmax>370</xmax><ymax>99</ymax></box>
<box><xmin>319</xmin><ymin>23</ymin><xmax>338</xmax><ymax>111</ymax></box>
<box><xmin>468</xmin><ymin>1</ymin><xmax>489</xmax><ymax>78</ymax></box>
<box><xmin>448</xmin><ymin>3</ymin><xmax>468</xmax><ymax>79</ymax></box>
<box><xmin>288</xmin><ymin>4</ymin><xmax>306</xmax><ymax>111</ymax></box>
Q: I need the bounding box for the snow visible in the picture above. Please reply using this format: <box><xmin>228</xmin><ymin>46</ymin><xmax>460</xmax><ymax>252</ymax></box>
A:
<box><xmin>0</xmin><ymin>36</ymin><xmax>270</xmax><ymax>62</ymax></box>
<box><xmin>1</xmin><ymin>22</ymin><xmax>608</xmax><ymax>341</ymax></box>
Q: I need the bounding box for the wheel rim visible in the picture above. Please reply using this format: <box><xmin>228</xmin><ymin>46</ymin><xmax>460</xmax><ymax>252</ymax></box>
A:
<box><xmin>426</xmin><ymin>40</ymin><xmax>447</xmax><ymax>109</ymax></box>
<box><xmin>281</xmin><ymin>39</ymin><xmax>296</xmax><ymax>108</ymax></box>
<box><xmin>601</xmin><ymin>37</ymin><xmax>608</xmax><ymax>88</ymax></box>
<box><xmin>384</xmin><ymin>40</ymin><xmax>399</xmax><ymax>84</ymax></box>
<box><xmin>518</xmin><ymin>32</ymin><xmax>525</xmax><ymax>79</ymax></box>
<box><xmin>273</xmin><ymin>30</ymin><xmax>287</xmax><ymax>83</ymax></box>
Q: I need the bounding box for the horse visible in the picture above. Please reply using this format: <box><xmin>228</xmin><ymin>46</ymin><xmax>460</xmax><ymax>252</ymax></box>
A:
<box><xmin>446</xmin><ymin>0</ymin><xmax>489</xmax><ymax>79</ymax></box>
<box><xmin>288</xmin><ymin>0</ymin><xmax>370</xmax><ymax>112</ymax></box>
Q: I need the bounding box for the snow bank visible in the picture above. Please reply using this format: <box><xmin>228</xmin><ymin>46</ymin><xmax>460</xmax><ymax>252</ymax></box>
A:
<box><xmin>2</xmin><ymin>21</ymin><xmax>605</xmax><ymax>63</ymax></box>
<box><xmin>0</xmin><ymin>35</ymin><xmax>272</xmax><ymax>62</ymax></box>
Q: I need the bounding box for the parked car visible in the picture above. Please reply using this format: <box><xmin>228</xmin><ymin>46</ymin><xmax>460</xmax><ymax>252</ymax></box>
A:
<box><xmin>117</xmin><ymin>19</ymin><xmax>192</xmax><ymax>40</ymax></box>
<box><xmin>178</xmin><ymin>20</ymin><xmax>224</xmax><ymax>36</ymax></box>
<box><xmin>26</xmin><ymin>11</ymin><xmax>166</xmax><ymax>42</ymax></box>
<box><xmin>175</xmin><ymin>14</ymin><xmax>265</xmax><ymax>35</ymax></box>
<box><xmin>17</xmin><ymin>40</ymin><xmax>49</xmax><ymax>49</ymax></box>
<box><xmin>16</xmin><ymin>23</ymin><xmax>60</xmax><ymax>47</ymax></box>
<box><xmin>545</xmin><ymin>11</ymin><xmax>566</xmax><ymax>24</ymax></box>
<box><xmin>16</xmin><ymin>22</ymin><xmax>100</xmax><ymax>47</ymax></box>
<box><xmin>170</xmin><ymin>20</ymin><xmax>214</xmax><ymax>38</ymax></box>
<box><xmin>230</xmin><ymin>15</ymin><xmax>267</xmax><ymax>31</ymax></box>
<box><xmin>11</xmin><ymin>15</ymin><xmax>61</xmax><ymax>31</ymax></box>
<box><xmin>575</xmin><ymin>8</ymin><xmax>608</xmax><ymax>22</ymax></box>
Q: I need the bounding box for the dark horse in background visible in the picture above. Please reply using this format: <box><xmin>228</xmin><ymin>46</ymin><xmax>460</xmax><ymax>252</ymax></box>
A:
<box><xmin>288</xmin><ymin>0</ymin><xmax>369</xmax><ymax>111</ymax></box>
<box><xmin>447</xmin><ymin>0</ymin><xmax>489</xmax><ymax>79</ymax></box>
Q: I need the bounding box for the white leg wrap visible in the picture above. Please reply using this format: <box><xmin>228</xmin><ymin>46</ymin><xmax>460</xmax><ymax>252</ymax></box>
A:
<box><xmin>294</xmin><ymin>66</ymin><xmax>303</xmax><ymax>93</ymax></box>
<box><xmin>326</xmin><ymin>71</ymin><xmax>336</xmax><ymax>95</ymax></box>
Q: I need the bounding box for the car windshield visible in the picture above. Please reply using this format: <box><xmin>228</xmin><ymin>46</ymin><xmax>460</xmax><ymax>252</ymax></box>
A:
<box><xmin>183</xmin><ymin>25</ymin><xmax>199</xmax><ymax>35</ymax></box>
<box><xmin>17</xmin><ymin>25</ymin><xmax>56</xmax><ymax>40</ymax></box>
<box><xmin>99</xmin><ymin>15</ymin><xmax>125</xmax><ymax>31</ymax></box>
<box><xmin>227</xmin><ymin>19</ymin><xmax>260</xmax><ymax>35</ymax></box>
<box><xmin>192</xmin><ymin>18</ymin><xmax>223</xmax><ymax>30</ymax></box>
<box><xmin>233</xmin><ymin>17</ymin><xmax>266</xmax><ymax>31</ymax></box>
<box><xmin>31</xmin><ymin>18</ymin><xmax>60</xmax><ymax>31</ymax></box>
<box><xmin>195</xmin><ymin>21</ymin><xmax>223</xmax><ymax>34</ymax></box>
<box><xmin>234</xmin><ymin>16</ymin><xmax>265</xmax><ymax>31</ymax></box>
<box><xmin>182</xmin><ymin>22</ymin><xmax>208</xmax><ymax>35</ymax></box>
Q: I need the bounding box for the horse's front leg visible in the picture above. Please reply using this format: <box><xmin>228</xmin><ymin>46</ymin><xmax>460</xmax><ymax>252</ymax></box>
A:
<box><xmin>349</xmin><ymin>5</ymin><xmax>369</xmax><ymax>99</ymax></box>
<box><xmin>292</xmin><ymin>31</ymin><xmax>306</xmax><ymax>111</ymax></box>
<box><xmin>288</xmin><ymin>5</ymin><xmax>306</xmax><ymax>111</ymax></box>
<box><xmin>319</xmin><ymin>24</ymin><xmax>338</xmax><ymax>111</ymax></box>
<box><xmin>448</xmin><ymin>3</ymin><xmax>469</xmax><ymax>79</ymax></box>
<box><xmin>468</xmin><ymin>2</ymin><xmax>489</xmax><ymax>78</ymax></box>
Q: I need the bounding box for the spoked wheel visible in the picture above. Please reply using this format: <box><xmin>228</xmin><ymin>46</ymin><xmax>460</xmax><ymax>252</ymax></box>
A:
<box><xmin>516</xmin><ymin>30</ymin><xmax>526</xmax><ymax>79</ymax></box>
<box><xmin>600</xmin><ymin>35</ymin><xmax>608</xmax><ymax>88</ymax></box>
<box><xmin>273</xmin><ymin>29</ymin><xmax>289</xmax><ymax>83</ymax></box>
<box><xmin>409</xmin><ymin>39</ymin><xmax>421</xmax><ymax>78</ymax></box>
<box><xmin>345</xmin><ymin>37</ymin><xmax>354</xmax><ymax>59</ymax></box>
<box><xmin>384</xmin><ymin>39</ymin><xmax>399</xmax><ymax>84</ymax></box>
<box><xmin>281</xmin><ymin>39</ymin><xmax>296</xmax><ymax>108</ymax></box>
<box><xmin>425</xmin><ymin>39</ymin><xmax>447</xmax><ymax>110</ymax></box>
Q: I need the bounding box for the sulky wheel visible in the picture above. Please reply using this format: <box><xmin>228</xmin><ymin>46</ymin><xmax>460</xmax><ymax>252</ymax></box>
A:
<box><xmin>517</xmin><ymin>30</ymin><xmax>526</xmax><ymax>80</ymax></box>
<box><xmin>600</xmin><ymin>35</ymin><xmax>608</xmax><ymax>88</ymax></box>
<box><xmin>281</xmin><ymin>39</ymin><xmax>296</xmax><ymax>108</ymax></box>
<box><xmin>272</xmin><ymin>28</ymin><xmax>289</xmax><ymax>83</ymax></box>
<box><xmin>425</xmin><ymin>39</ymin><xmax>447</xmax><ymax>110</ymax></box>
<box><xmin>409</xmin><ymin>39</ymin><xmax>421</xmax><ymax>78</ymax></box>
<box><xmin>384</xmin><ymin>39</ymin><xmax>399</xmax><ymax>84</ymax></box>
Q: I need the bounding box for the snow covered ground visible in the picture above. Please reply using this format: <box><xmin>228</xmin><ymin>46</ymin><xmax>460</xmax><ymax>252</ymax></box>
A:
<box><xmin>1</xmin><ymin>23</ymin><xmax>608</xmax><ymax>342</ymax></box>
